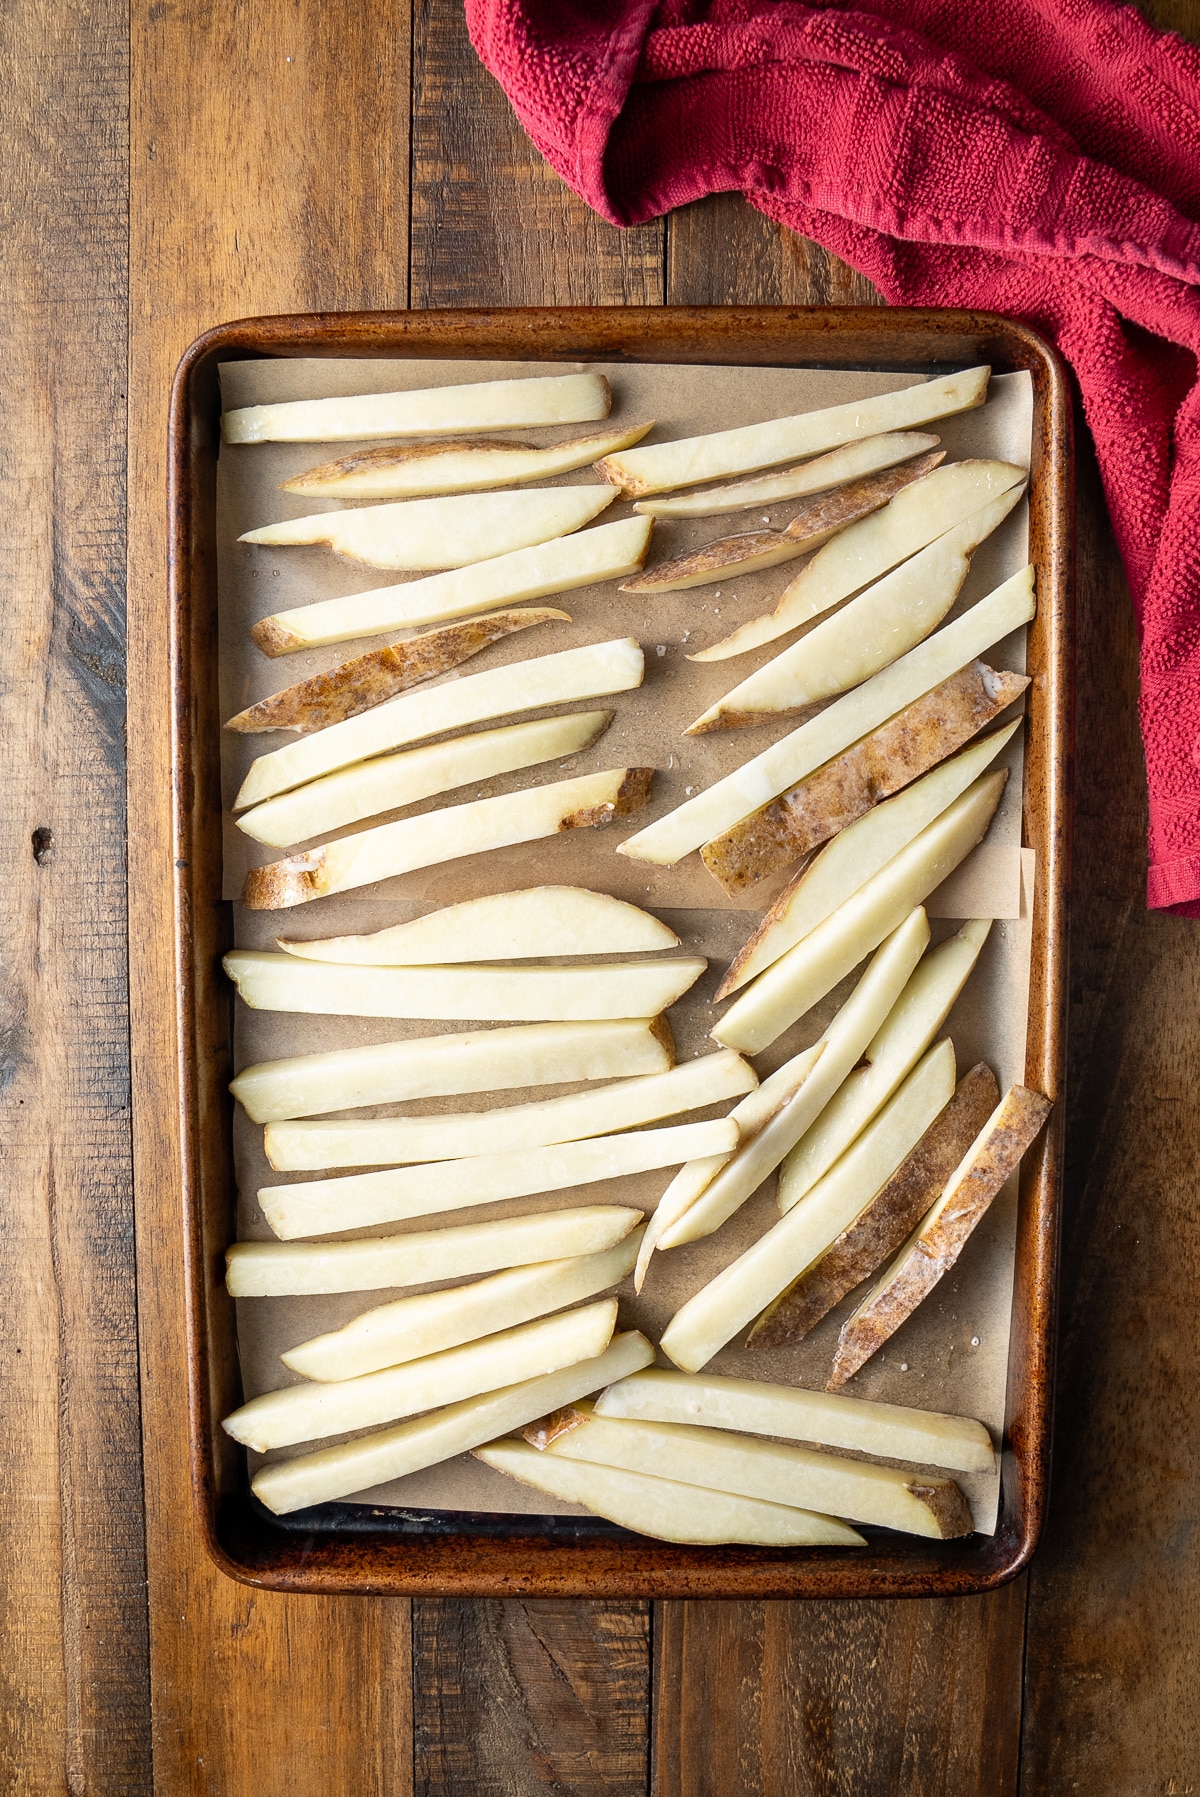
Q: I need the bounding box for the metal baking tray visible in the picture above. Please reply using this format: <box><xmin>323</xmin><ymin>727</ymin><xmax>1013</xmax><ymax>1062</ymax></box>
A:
<box><xmin>168</xmin><ymin>306</ymin><xmax>1072</xmax><ymax>1596</ymax></box>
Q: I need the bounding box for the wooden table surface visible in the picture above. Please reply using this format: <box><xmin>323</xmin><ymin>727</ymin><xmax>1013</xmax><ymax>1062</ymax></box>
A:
<box><xmin>6</xmin><ymin>0</ymin><xmax>1200</xmax><ymax>1789</ymax></box>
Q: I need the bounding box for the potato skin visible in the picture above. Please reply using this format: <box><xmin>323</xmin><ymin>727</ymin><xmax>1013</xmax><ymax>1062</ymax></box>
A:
<box><xmin>748</xmin><ymin>1063</ymin><xmax>1001</xmax><ymax>1351</ymax></box>
<box><xmin>701</xmin><ymin>661</ymin><xmax>1030</xmax><ymax>892</ymax></box>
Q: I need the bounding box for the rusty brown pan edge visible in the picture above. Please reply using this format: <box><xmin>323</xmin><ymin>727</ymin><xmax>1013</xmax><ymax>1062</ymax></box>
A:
<box><xmin>165</xmin><ymin>306</ymin><xmax>1072</xmax><ymax>1597</ymax></box>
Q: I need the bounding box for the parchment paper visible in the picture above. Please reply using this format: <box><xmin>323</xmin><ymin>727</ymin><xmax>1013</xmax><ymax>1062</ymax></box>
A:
<box><xmin>217</xmin><ymin>356</ymin><xmax>1035</xmax><ymax>1534</ymax></box>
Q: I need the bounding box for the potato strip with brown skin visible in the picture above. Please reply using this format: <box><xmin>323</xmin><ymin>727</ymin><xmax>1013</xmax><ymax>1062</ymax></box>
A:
<box><xmin>618</xmin><ymin>451</ymin><xmax>944</xmax><ymax>595</ymax></box>
<box><xmin>828</xmin><ymin>1083</ymin><xmax>1052</xmax><ymax>1387</ymax></box>
<box><xmin>700</xmin><ymin>661</ymin><xmax>1030</xmax><ymax>893</ymax></box>
<box><xmin>747</xmin><ymin>1064</ymin><xmax>1000</xmax><ymax>1350</ymax></box>
<box><xmin>226</xmin><ymin>608</ymin><xmax>568</xmax><ymax>735</ymax></box>
<box><xmin>280</xmin><ymin>425</ymin><xmax>654</xmax><ymax>498</ymax></box>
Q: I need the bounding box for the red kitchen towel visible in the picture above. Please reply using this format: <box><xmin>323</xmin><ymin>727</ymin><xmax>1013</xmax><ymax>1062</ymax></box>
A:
<box><xmin>466</xmin><ymin>0</ymin><xmax>1200</xmax><ymax>912</ymax></box>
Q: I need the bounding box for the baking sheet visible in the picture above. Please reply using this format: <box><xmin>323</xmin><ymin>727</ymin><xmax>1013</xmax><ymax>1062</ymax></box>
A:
<box><xmin>217</xmin><ymin>356</ymin><xmax>1034</xmax><ymax>1534</ymax></box>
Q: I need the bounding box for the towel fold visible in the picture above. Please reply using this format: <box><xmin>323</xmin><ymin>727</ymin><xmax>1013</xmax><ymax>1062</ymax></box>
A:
<box><xmin>467</xmin><ymin>0</ymin><xmax>1200</xmax><ymax>912</ymax></box>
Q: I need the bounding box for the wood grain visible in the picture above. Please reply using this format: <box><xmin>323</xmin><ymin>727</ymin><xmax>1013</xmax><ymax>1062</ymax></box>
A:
<box><xmin>128</xmin><ymin>2</ymin><xmax>414</xmax><ymax>1790</ymax></box>
<box><xmin>413</xmin><ymin>1600</ymin><xmax>650</xmax><ymax>1796</ymax></box>
<box><xmin>667</xmin><ymin>194</ymin><xmax>883</xmax><ymax>309</ymax></box>
<box><xmin>0</xmin><ymin>0</ymin><xmax>151</xmax><ymax>1790</ymax></box>
<box><xmin>411</xmin><ymin>0</ymin><xmax>664</xmax><ymax>307</ymax></box>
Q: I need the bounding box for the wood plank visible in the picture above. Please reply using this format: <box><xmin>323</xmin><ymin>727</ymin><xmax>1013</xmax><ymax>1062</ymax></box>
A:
<box><xmin>0</xmin><ymin>1</ymin><xmax>152</xmax><ymax>1790</ymax></box>
<box><xmin>413</xmin><ymin>1600</ymin><xmax>650</xmax><ymax>1797</ymax></box>
<box><xmin>667</xmin><ymin>195</ymin><xmax>882</xmax><ymax>309</ymax></box>
<box><xmin>658</xmin><ymin>191</ymin><xmax>1026</xmax><ymax>1797</ymax></box>
<box><xmin>405</xmin><ymin>8</ymin><xmax>656</xmax><ymax>1788</ymax></box>
<box><xmin>654</xmin><ymin>1583</ymin><xmax>1025</xmax><ymax>1797</ymax></box>
<box><xmin>127</xmin><ymin>3</ymin><xmax>414</xmax><ymax>1790</ymax></box>
<box><xmin>411</xmin><ymin>0</ymin><xmax>663</xmax><ymax>306</ymax></box>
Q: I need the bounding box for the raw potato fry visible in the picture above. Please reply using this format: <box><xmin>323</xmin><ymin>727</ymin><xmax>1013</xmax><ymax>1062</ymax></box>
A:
<box><xmin>230</xmin><ymin>1017</ymin><xmax>675</xmax><ymax>1125</ymax></box>
<box><xmin>829</xmin><ymin>1084</ymin><xmax>1053</xmax><ymax>1386</ymax></box>
<box><xmin>633</xmin><ymin>432</ymin><xmax>940</xmax><ymax>519</ymax></box>
<box><xmin>240</xmin><ymin>765</ymin><xmax>656</xmax><ymax>908</ymax></box>
<box><xmin>701</xmin><ymin>663</ymin><xmax>1030</xmax><ymax>892</ymax></box>
<box><xmin>278</xmin><ymin>886</ymin><xmax>680</xmax><ymax>964</ymax></box>
<box><xmin>475</xmin><ymin>1438</ymin><xmax>865</xmax><ymax>1547</ymax></box>
<box><xmin>713</xmin><ymin>771</ymin><xmax>1007</xmax><ymax>1054</ymax></box>
<box><xmin>250</xmin><ymin>1330</ymin><xmax>655</xmax><ymax>1515</ymax></box>
<box><xmin>225</xmin><ymin>609</ymin><xmax>567</xmax><ymax>735</ymax></box>
<box><xmin>223</xmin><ymin>370</ymin><xmax>613</xmax><ymax>444</ymax></box>
<box><xmin>225</xmin><ymin>1204</ymin><xmax>644</xmax><ymax>1297</ymax></box>
<box><xmin>224</xmin><ymin>1300</ymin><xmax>619</xmax><ymax>1451</ymax></box>
<box><xmin>282</xmin><ymin>423</ymin><xmax>653</xmax><ymax>498</ymax></box>
<box><xmin>251</xmin><ymin>516</ymin><xmax>654</xmax><ymax>654</ymax></box>
<box><xmin>691</xmin><ymin>457</ymin><xmax>1025</xmax><ymax>663</ymax></box>
<box><xmin>658</xmin><ymin>1042</ymin><xmax>956</xmax><ymax>1371</ymax></box>
<box><xmin>545</xmin><ymin>1407</ymin><xmax>973</xmax><ymax>1539</ymax></box>
<box><xmin>234</xmin><ymin>637</ymin><xmax>645</xmax><ymax>809</ymax></box>
<box><xmin>633</xmin><ymin>1043</ymin><xmax>826</xmax><ymax>1292</ymax></box>
<box><xmin>260</xmin><ymin>1118</ymin><xmax>741</xmax><ymax>1239</ymax></box>
<box><xmin>264</xmin><ymin>1050</ymin><xmax>756</xmax><ymax>1170</ymax></box>
<box><xmin>283</xmin><ymin>1231</ymin><xmax>644</xmax><ymax>1381</ymax></box>
<box><xmin>757</xmin><ymin>1063</ymin><xmax>1001</xmax><ymax>1347</ymax></box>
<box><xmin>223</xmin><ymin>948</ymin><xmax>705</xmax><ymax>1021</ymax></box>
<box><xmin>777</xmin><ymin>921</ymin><xmax>992</xmax><ymax>1208</ymax></box>
<box><xmin>594</xmin><ymin>1368</ymin><xmax>995</xmax><ymax>1474</ymax></box>
<box><xmin>618</xmin><ymin>568</ymin><xmax>1036</xmax><ymax>865</ymax></box>
<box><xmin>687</xmin><ymin>486</ymin><xmax>1024</xmax><ymax>732</ymax></box>
<box><xmin>659</xmin><ymin>911</ymin><xmax>930</xmax><ymax>1251</ymax></box>
<box><xmin>618</xmin><ymin>452</ymin><xmax>944</xmax><ymax>593</ymax></box>
<box><xmin>236</xmin><ymin>712</ymin><xmax>613</xmax><ymax>849</ymax></box>
<box><xmin>239</xmin><ymin>485</ymin><xmax>617</xmax><ymax>571</ymax></box>
<box><xmin>717</xmin><ymin>727</ymin><xmax>1018</xmax><ymax>998</ymax></box>
<box><xmin>594</xmin><ymin>366</ymin><xmax>989</xmax><ymax>497</ymax></box>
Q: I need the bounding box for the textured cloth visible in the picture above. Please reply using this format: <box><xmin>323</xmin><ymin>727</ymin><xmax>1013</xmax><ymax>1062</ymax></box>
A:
<box><xmin>466</xmin><ymin>0</ymin><xmax>1200</xmax><ymax>912</ymax></box>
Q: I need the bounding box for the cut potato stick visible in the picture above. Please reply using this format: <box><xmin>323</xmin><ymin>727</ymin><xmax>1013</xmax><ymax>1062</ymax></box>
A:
<box><xmin>633</xmin><ymin>432</ymin><xmax>940</xmax><ymax>519</ymax></box>
<box><xmin>230</xmin><ymin>1017</ymin><xmax>674</xmax><ymax>1125</ymax></box>
<box><xmin>251</xmin><ymin>516</ymin><xmax>654</xmax><ymax>654</ymax></box>
<box><xmin>260</xmin><ymin>1118</ymin><xmax>740</xmax><ymax>1239</ymax></box>
<box><xmin>717</xmin><ymin>727</ymin><xmax>1018</xmax><ymax>999</ymax></box>
<box><xmin>691</xmin><ymin>458</ymin><xmax>1025</xmax><ymax>663</ymax></box>
<box><xmin>594</xmin><ymin>366</ymin><xmax>989</xmax><ymax>498</ymax></box>
<box><xmin>250</xmin><ymin>1330</ymin><xmax>654</xmax><ymax>1515</ymax></box>
<box><xmin>236</xmin><ymin>711</ymin><xmax>613</xmax><ymax>849</ymax></box>
<box><xmin>594</xmin><ymin>1368</ymin><xmax>995</xmax><ymax>1473</ymax></box>
<box><xmin>279</xmin><ymin>886</ymin><xmax>679</xmax><ymax>965</ymax></box>
<box><xmin>658</xmin><ymin>1042</ymin><xmax>956</xmax><ymax>1371</ymax></box>
<box><xmin>240</xmin><ymin>485</ymin><xmax>617</xmax><ymax>571</ymax></box>
<box><xmin>713</xmin><ymin>771</ymin><xmax>1007</xmax><ymax>1054</ymax></box>
<box><xmin>223</xmin><ymin>370</ymin><xmax>612</xmax><ymax>444</ymax></box>
<box><xmin>282</xmin><ymin>424</ymin><xmax>653</xmax><ymax>499</ymax></box>
<box><xmin>756</xmin><ymin>1063</ymin><xmax>1001</xmax><ymax>1348</ymax></box>
<box><xmin>633</xmin><ymin>1043</ymin><xmax>826</xmax><ymax>1291</ymax></box>
<box><xmin>687</xmin><ymin>486</ymin><xmax>1023</xmax><ymax>732</ymax></box>
<box><xmin>224</xmin><ymin>1299</ymin><xmax>618</xmax><ymax>1451</ymax></box>
<box><xmin>701</xmin><ymin>663</ymin><xmax>1029</xmax><ymax>892</ymax></box>
<box><xmin>475</xmin><ymin>1438</ymin><xmax>864</xmax><ymax>1546</ymax></box>
<box><xmin>283</xmin><ymin>1231</ymin><xmax>643</xmax><ymax>1381</ymax></box>
<box><xmin>264</xmin><ymin>1050</ymin><xmax>756</xmax><ymax>1170</ymax></box>
<box><xmin>618</xmin><ymin>568</ymin><xmax>1036</xmax><ymax>866</ymax></box>
<box><xmin>226</xmin><ymin>609</ymin><xmax>566</xmax><ymax>736</ymax></box>
<box><xmin>619</xmin><ymin>452</ymin><xmax>944</xmax><ymax>593</ymax></box>
<box><xmin>241</xmin><ymin>765</ymin><xmax>655</xmax><ymax>908</ymax></box>
<box><xmin>777</xmin><ymin>921</ymin><xmax>992</xmax><ymax>1209</ymax></box>
<box><xmin>234</xmin><ymin>637</ymin><xmax>644</xmax><ymax>809</ymax></box>
<box><xmin>829</xmin><ymin>1083</ymin><xmax>1052</xmax><ymax>1386</ymax></box>
<box><xmin>660</xmin><ymin>914</ymin><xmax>932</xmax><ymax>1252</ymax></box>
<box><xmin>544</xmin><ymin>1406</ymin><xmax>972</xmax><ymax>1539</ymax></box>
<box><xmin>225</xmin><ymin>1204</ymin><xmax>643</xmax><ymax>1297</ymax></box>
<box><xmin>224</xmin><ymin>948</ymin><xmax>704</xmax><ymax>1020</ymax></box>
